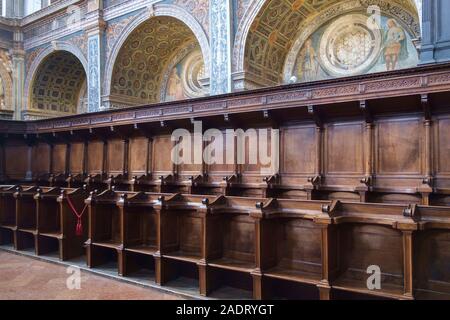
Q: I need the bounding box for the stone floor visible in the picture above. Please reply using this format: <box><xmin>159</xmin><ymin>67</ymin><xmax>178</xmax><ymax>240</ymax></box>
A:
<box><xmin>0</xmin><ymin>251</ymin><xmax>183</xmax><ymax>300</ymax></box>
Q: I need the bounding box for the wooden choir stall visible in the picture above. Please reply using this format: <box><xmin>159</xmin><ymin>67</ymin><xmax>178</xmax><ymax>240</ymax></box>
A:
<box><xmin>1</xmin><ymin>64</ymin><xmax>450</xmax><ymax>300</ymax></box>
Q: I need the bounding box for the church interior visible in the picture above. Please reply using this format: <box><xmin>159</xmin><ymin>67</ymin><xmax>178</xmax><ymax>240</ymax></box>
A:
<box><xmin>1</xmin><ymin>0</ymin><xmax>450</xmax><ymax>301</ymax></box>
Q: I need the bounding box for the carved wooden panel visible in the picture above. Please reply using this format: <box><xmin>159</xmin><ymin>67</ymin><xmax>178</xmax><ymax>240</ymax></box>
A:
<box><xmin>32</xmin><ymin>143</ymin><xmax>50</xmax><ymax>175</ymax></box>
<box><xmin>152</xmin><ymin>135</ymin><xmax>173</xmax><ymax>174</ymax></box>
<box><xmin>52</xmin><ymin>144</ymin><xmax>67</xmax><ymax>174</ymax></box>
<box><xmin>69</xmin><ymin>142</ymin><xmax>84</xmax><ymax>174</ymax></box>
<box><xmin>435</xmin><ymin>117</ymin><xmax>450</xmax><ymax>174</ymax></box>
<box><xmin>179</xmin><ymin>214</ymin><xmax>202</xmax><ymax>254</ymax></box>
<box><xmin>239</xmin><ymin>129</ymin><xmax>275</xmax><ymax>184</ymax></box>
<box><xmin>376</xmin><ymin>118</ymin><xmax>422</xmax><ymax>175</ymax></box>
<box><xmin>223</xmin><ymin>215</ymin><xmax>255</xmax><ymax>263</ymax></box>
<box><xmin>177</xmin><ymin>134</ymin><xmax>203</xmax><ymax>177</ymax></box>
<box><xmin>129</xmin><ymin>137</ymin><xmax>149</xmax><ymax>175</ymax></box>
<box><xmin>206</xmin><ymin>131</ymin><xmax>235</xmax><ymax>181</ymax></box>
<box><xmin>87</xmin><ymin>141</ymin><xmax>104</xmax><ymax>174</ymax></box>
<box><xmin>415</xmin><ymin>230</ymin><xmax>450</xmax><ymax>296</ymax></box>
<box><xmin>280</xmin><ymin>125</ymin><xmax>316</xmax><ymax>176</ymax></box>
<box><xmin>338</xmin><ymin>224</ymin><xmax>404</xmax><ymax>286</ymax></box>
<box><xmin>277</xmin><ymin>219</ymin><xmax>322</xmax><ymax>275</ymax></box>
<box><xmin>325</xmin><ymin>123</ymin><xmax>364</xmax><ymax>175</ymax></box>
<box><xmin>5</xmin><ymin>144</ymin><xmax>28</xmax><ymax>179</ymax></box>
<box><xmin>107</xmin><ymin>139</ymin><xmax>124</xmax><ymax>174</ymax></box>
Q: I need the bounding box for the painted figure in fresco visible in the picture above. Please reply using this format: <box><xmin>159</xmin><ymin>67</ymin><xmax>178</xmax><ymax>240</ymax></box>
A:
<box><xmin>384</xmin><ymin>19</ymin><xmax>408</xmax><ymax>71</ymax></box>
<box><xmin>166</xmin><ymin>68</ymin><xmax>185</xmax><ymax>101</ymax></box>
<box><xmin>297</xmin><ymin>39</ymin><xmax>319</xmax><ymax>82</ymax></box>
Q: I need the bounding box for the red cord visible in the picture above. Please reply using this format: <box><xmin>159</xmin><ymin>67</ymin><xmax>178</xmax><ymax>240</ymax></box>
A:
<box><xmin>66</xmin><ymin>195</ymin><xmax>88</xmax><ymax>237</ymax></box>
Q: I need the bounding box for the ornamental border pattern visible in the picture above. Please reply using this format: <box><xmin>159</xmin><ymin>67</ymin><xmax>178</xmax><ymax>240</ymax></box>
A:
<box><xmin>15</xmin><ymin>66</ymin><xmax>450</xmax><ymax>133</ymax></box>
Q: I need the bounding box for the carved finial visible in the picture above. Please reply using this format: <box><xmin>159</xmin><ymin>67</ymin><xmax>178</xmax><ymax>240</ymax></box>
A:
<box><xmin>421</xmin><ymin>94</ymin><xmax>431</xmax><ymax>120</ymax></box>
<box><xmin>403</xmin><ymin>205</ymin><xmax>414</xmax><ymax>218</ymax></box>
<box><xmin>322</xmin><ymin>204</ymin><xmax>330</xmax><ymax>213</ymax></box>
<box><xmin>422</xmin><ymin>176</ymin><xmax>433</xmax><ymax>187</ymax></box>
<box><xmin>360</xmin><ymin>100</ymin><xmax>372</xmax><ymax>123</ymax></box>
<box><xmin>360</xmin><ymin>176</ymin><xmax>372</xmax><ymax>186</ymax></box>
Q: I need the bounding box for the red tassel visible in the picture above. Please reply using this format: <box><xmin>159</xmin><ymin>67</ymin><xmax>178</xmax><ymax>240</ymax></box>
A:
<box><xmin>67</xmin><ymin>195</ymin><xmax>87</xmax><ymax>237</ymax></box>
<box><xmin>76</xmin><ymin>218</ymin><xmax>83</xmax><ymax>236</ymax></box>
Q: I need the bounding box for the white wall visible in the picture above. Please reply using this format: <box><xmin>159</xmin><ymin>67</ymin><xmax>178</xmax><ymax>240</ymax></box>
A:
<box><xmin>24</xmin><ymin>0</ymin><xmax>43</xmax><ymax>16</ymax></box>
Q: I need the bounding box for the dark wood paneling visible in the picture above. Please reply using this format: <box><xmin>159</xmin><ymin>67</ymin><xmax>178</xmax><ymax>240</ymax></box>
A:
<box><xmin>4</xmin><ymin>143</ymin><xmax>28</xmax><ymax>180</ymax></box>
<box><xmin>69</xmin><ymin>142</ymin><xmax>84</xmax><ymax>174</ymax></box>
<box><xmin>32</xmin><ymin>143</ymin><xmax>50</xmax><ymax>176</ymax></box>
<box><xmin>52</xmin><ymin>144</ymin><xmax>67</xmax><ymax>174</ymax></box>
<box><xmin>129</xmin><ymin>137</ymin><xmax>149</xmax><ymax>175</ymax></box>
<box><xmin>87</xmin><ymin>141</ymin><xmax>104</xmax><ymax>174</ymax></box>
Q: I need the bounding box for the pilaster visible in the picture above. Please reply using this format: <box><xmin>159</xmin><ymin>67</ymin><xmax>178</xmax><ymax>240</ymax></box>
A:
<box><xmin>85</xmin><ymin>0</ymin><xmax>105</xmax><ymax>113</ymax></box>
<box><xmin>209</xmin><ymin>0</ymin><xmax>233</xmax><ymax>95</ymax></box>
<box><xmin>420</xmin><ymin>0</ymin><xmax>450</xmax><ymax>64</ymax></box>
<box><xmin>11</xmin><ymin>29</ymin><xmax>25</xmax><ymax>120</ymax></box>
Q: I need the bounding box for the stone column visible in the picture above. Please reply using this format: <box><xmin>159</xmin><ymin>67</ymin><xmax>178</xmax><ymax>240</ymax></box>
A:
<box><xmin>420</xmin><ymin>0</ymin><xmax>450</xmax><ymax>64</ymax></box>
<box><xmin>11</xmin><ymin>29</ymin><xmax>25</xmax><ymax>120</ymax></box>
<box><xmin>209</xmin><ymin>0</ymin><xmax>233</xmax><ymax>95</ymax></box>
<box><xmin>420</xmin><ymin>0</ymin><xmax>435</xmax><ymax>64</ymax></box>
<box><xmin>85</xmin><ymin>0</ymin><xmax>105</xmax><ymax>113</ymax></box>
<box><xmin>4</xmin><ymin>0</ymin><xmax>24</xmax><ymax>18</ymax></box>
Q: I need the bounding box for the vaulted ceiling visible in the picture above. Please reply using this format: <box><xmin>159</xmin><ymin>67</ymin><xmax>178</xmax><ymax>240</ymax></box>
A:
<box><xmin>244</xmin><ymin>0</ymin><xmax>420</xmax><ymax>85</ymax></box>
<box><xmin>31</xmin><ymin>51</ymin><xmax>86</xmax><ymax>114</ymax></box>
<box><xmin>111</xmin><ymin>16</ymin><xmax>199</xmax><ymax>104</ymax></box>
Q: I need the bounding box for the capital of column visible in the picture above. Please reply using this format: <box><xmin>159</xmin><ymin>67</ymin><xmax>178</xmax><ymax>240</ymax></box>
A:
<box><xmin>85</xmin><ymin>17</ymin><xmax>106</xmax><ymax>37</ymax></box>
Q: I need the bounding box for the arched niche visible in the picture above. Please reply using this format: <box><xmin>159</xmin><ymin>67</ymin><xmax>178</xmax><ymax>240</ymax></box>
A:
<box><xmin>234</xmin><ymin>0</ymin><xmax>421</xmax><ymax>90</ymax></box>
<box><xmin>24</xmin><ymin>42</ymin><xmax>88</xmax><ymax>119</ymax></box>
<box><xmin>104</xmin><ymin>4</ymin><xmax>210</xmax><ymax>108</ymax></box>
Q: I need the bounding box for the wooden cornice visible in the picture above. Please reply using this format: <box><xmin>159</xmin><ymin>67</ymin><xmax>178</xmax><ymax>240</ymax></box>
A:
<box><xmin>3</xmin><ymin>63</ymin><xmax>450</xmax><ymax>135</ymax></box>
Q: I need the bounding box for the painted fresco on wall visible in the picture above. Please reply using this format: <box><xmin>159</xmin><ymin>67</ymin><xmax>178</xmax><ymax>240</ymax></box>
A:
<box><xmin>291</xmin><ymin>13</ymin><xmax>419</xmax><ymax>83</ymax></box>
<box><xmin>163</xmin><ymin>49</ymin><xmax>207</xmax><ymax>102</ymax></box>
<box><xmin>166</xmin><ymin>67</ymin><xmax>186</xmax><ymax>101</ymax></box>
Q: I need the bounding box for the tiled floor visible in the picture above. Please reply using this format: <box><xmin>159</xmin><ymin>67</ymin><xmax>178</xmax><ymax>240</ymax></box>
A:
<box><xmin>0</xmin><ymin>251</ymin><xmax>183</xmax><ymax>300</ymax></box>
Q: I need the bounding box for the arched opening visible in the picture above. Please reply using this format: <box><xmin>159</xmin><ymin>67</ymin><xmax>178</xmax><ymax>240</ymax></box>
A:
<box><xmin>0</xmin><ymin>50</ymin><xmax>14</xmax><ymax>119</ymax></box>
<box><xmin>29</xmin><ymin>51</ymin><xmax>87</xmax><ymax>118</ymax></box>
<box><xmin>109</xmin><ymin>16</ymin><xmax>209</xmax><ymax>108</ymax></box>
<box><xmin>240</xmin><ymin>0</ymin><xmax>421</xmax><ymax>89</ymax></box>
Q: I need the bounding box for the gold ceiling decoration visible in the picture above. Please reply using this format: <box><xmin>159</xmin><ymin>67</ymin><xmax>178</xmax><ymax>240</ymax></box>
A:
<box><xmin>244</xmin><ymin>0</ymin><xmax>420</xmax><ymax>85</ymax></box>
<box><xmin>111</xmin><ymin>16</ymin><xmax>199</xmax><ymax>104</ymax></box>
<box><xmin>31</xmin><ymin>51</ymin><xmax>86</xmax><ymax>114</ymax></box>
